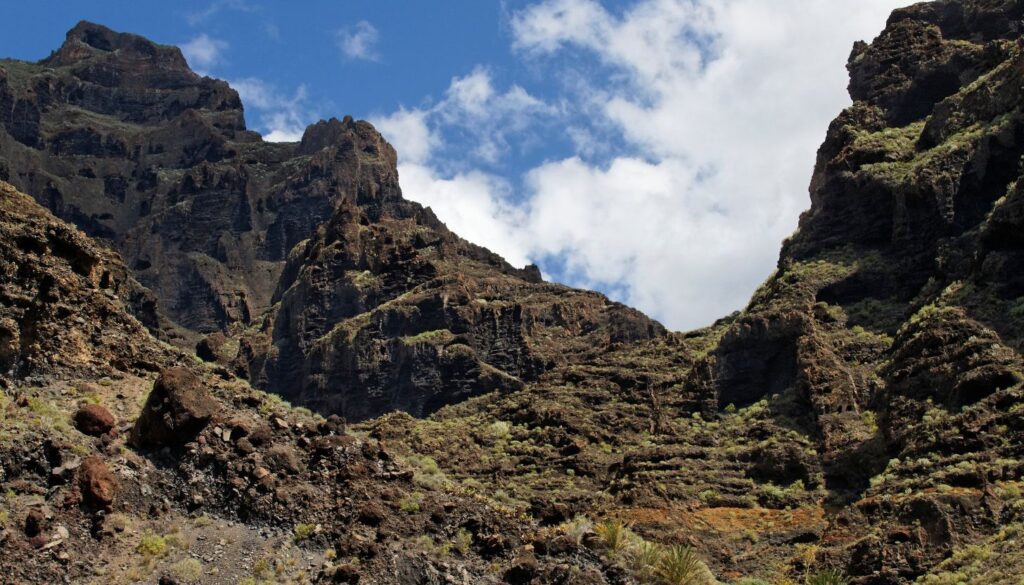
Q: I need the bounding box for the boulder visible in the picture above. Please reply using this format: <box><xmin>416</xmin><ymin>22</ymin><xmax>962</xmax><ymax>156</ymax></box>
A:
<box><xmin>23</xmin><ymin>508</ymin><xmax>45</xmax><ymax>537</ymax></box>
<box><xmin>73</xmin><ymin>404</ymin><xmax>116</xmax><ymax>436</ymax></box>
<box><xmin>78</xmin><ymin>456</ymin><xmax>117</xmax><ymax>510</ymax></box>
<box><xmin>131</xmin><ymin>367</ymin><xmax>219</xmax><ymax>449</ymax></box>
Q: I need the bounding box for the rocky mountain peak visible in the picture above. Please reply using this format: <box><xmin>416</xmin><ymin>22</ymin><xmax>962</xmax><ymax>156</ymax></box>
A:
<box><xmin>298</xmin><ymin>116</ymin><xmax>397</xmax><ymax>161</ymax></box>
<box><xmin>42</xmin><ymin>20</ymin><xmax>192</xmax><ymax>72</ymax></box>
<box><xmin>0</xmin><ymin>22</ymin><xmax>664</xmax><ymax>422</ymax></box>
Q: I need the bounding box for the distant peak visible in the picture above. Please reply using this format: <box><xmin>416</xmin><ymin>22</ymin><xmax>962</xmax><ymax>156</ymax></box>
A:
<box><xmin>298</xmin><ymin>116</ymin><xmax>397</xmax><ymax>164</ymax></box>
<box><xmin>41</xmin><ymin>20</ymin><xmax>188</xmax><ymax>70</ymax></box>
<box><xmin>66</xmin><ymin>21</ymin><xmax>126</xmax><ymax>51</ymax></box>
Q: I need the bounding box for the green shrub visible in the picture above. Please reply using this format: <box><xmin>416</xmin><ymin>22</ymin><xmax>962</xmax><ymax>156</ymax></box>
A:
<box><xmin>400</xmin><ymin>492</ymin><xmax>423</xmax><ymax>513</ymax></box>
<box><xmin>408</xmin><ymin>455</ymin><xmax>447</xmax><ymax>490</ymax></box>
<box><xmin>559</xmin><ymin>516</ymin><xmax>593</xmax><ymax>543</ymax></box>
<box><xmin>489</xmin><ymin>420</ymin><xmax>512</xmax><ymax>440</ymax></box>
<box><xmin>170</xmin><ymin>558</ymin><xmax>203</xmax><ymax>582</ymax></box>
<box><xmin>656</xmin><ymin>544</ymin><xmax>713</xmax><ymax>585</ymax></box>
<box><xmin>595</xmin><ymin>519</ymin><xmax>632</xmax><ymax>555</ymax></box>
<box><xmin>453</xmin><ymin>527</ymin><xmax>473</xmax><ymax>555</ymax></box>
<box><xmin>252</xmin><ymin>558</ymin><xmax>272</xmax><ymax>579</ymax></box>
<box><xmin>293</xmin><ymin>523</ymin><xmax>316</xmax><ymax>542</ymax></box>
<box><xmin>627</xmin><ymin>540</ymin><xmax>663</xmax><ymax>581</ymax></box>
<box><xmin>137</xmin><ymin>532</ymin><xmax>167</xmax><ymax>557</ymax></box>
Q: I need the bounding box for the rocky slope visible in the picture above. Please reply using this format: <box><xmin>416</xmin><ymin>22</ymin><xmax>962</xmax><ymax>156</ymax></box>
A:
<box><xmin>0</xmin><ymin>182</ymin><xmax>624</xmax><ymax>584</ymax></box>
<box><xmin>375</xmin><ymin>0</ymin><xmax>1024</xmax><ymax>582</ymax></box>
<box><xmin>1</xmin><ymin>1</ymin><xmax>1024</xmax><ymax>584</ymax></box>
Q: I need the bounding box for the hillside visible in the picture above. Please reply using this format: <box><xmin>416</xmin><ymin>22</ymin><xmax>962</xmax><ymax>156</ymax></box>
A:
<box><xmin>1</xmin><ymin>1</ymin><xmax>1023</xmax><ymax>583</ymax></box>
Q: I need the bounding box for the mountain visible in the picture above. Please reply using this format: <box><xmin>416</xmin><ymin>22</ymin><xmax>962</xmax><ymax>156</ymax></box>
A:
<box><xmin>0</xmin><ymin>182</ymin><xmax>623</xmax><ymax>584</ymax></box>
<box><xmin>0</xmin><ymin>21</ymin><xmax>664</xmax><ymax>422</ymax></box>
<box><xmin>0</xmin><ymin>1</ymin><xmax>1023</xmax><ymax>583</ymax></box>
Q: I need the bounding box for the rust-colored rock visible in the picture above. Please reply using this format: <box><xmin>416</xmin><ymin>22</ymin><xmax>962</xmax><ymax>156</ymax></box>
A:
<box><xmin>73</xmin><ymin>404</ymin><xmax>116</xmax><ymax>436</ymax></box>
<box><xmin>78</xmin><ymin>456</ymin><xmax>117</xmax><ymax>510</ymax></box>
<box><xmin>23</xmin><ymin>509</ymin><xmax>45</xmax><ymax>537</ymax></box>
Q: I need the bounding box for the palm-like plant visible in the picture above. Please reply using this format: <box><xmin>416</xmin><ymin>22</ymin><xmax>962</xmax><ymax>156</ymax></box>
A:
<box><xmin>656</xmin><ymin>544</ymin><xmax>710</xmax><ymax>585</ymax></box>
<box><xmin>627</xmin><ymin>540</ymin><xmax>664</xmax><ymax>581</ymax></box>
<box><xmin>595</xmin><ymin>518</ymin><xmax>632</xmax><ymax>555</ymax></box>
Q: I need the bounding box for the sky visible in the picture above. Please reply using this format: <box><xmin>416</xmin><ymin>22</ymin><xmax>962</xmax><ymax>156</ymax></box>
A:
<box><xmin>0</xmin><ymin>0</ymin><xmax>913</xmax><ymax>331</ymax></box>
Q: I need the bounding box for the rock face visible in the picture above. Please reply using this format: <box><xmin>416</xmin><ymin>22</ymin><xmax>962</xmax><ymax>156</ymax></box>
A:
<box><xmin>359</xmin><ymin>1</ymin><xmax>1024</xmax><ymax>582</ymax></box>
<box><xmin>131</xmin><ymin>367</ymin><xmax>219</xmax><ymax>448</ymax></box>
<box><xmin>0</xmin><ymin>22</ymin><xmax>374</xmax><ymax>337</ymax></box>
<box><xmin>0</xmin><ymin>181</ymin><xmax>176</xmax><ymax>378</ymax></box>
<box><xmin>0</xmin><ymin>180</ymin><xmax>621</xmax><ymax>584</ymax></box>
<box><xmin>242</xmin><ymin>200</ymin><xmax>663</xmax><ymax>420</ymax></box>
<box><xmin>674</xmin><ymin>0</ymin><xmax>1024</xmax><ymax>579</ymax></box>
<box><xmin>0</xmin><ymin>21</ymin><xmax>665</xmax><ymax>421</ymax></box>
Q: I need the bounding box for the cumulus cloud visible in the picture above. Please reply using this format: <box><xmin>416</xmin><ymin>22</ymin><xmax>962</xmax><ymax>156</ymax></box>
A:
<box><xmin>500</xmin><ymin>0</ymin><xmax>908</xmax><ymax>329</ymax></box>
<box><xmin>399</xmin><ymin>164</ymin><xmax>531</xmax><ymax>267</ymax></box>
<box><xmin>337</xmin><ymin>20</ymin><xmax>381</xmax><ymax>62</ymax></box>
<box><xmin>372</xmin><ymin>67</ymin><xmax>554</xmax><ymax>170</ymax></box>
<box><xmin>371</xmin><ymin>108</ymin><xmax>439</xmax><ymax>165</ymax></box>
<box><xmin>232</xmin><ymin>78</ymin><xmax>314</xmax><ymax>142</ymax></box>
<box><xmin>376</xmin><ymin>0</ymin><xmax>908</xmax><ymax>330</ymax></box>
<box><xmin>180</xmin><ymin>33</ymin><xmax>228</xmax><ymax>73</ymax></box>
<box><xmin>440</xmin><ymin>67</ymin><xmax>555</xmax><ymax>164</ymax></box>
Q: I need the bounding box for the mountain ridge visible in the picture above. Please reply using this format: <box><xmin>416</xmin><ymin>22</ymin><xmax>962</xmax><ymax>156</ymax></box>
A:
<box><xmin>0</xmin><ymin>2</ymin><xmax>1023</xmax><ymax>583</ymax></box>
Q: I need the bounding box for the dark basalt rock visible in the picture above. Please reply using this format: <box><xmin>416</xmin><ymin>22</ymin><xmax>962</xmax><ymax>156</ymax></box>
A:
<box><xmin>680</xmin><ymin>0</ymin><xmax>1024</xmax><ymax>579</ymax></box>
<box><xmin>131</xmin><ymin>367</ymin><xmax>219</xmax><ymax>448</ymax></box>
<box><xmin>0</xmin><ymin>181</ymin><xmax>176</xmax><ymax>379</ymax></box>
<box><xmin>1</xmin><ymin>4</ymin><xmax>1023</xmax><ymax>582</ymax></box>
<box><xmin>0</xmin><ymin>22</ymin><xmax>361</xmax><ymax>337</ymax></box>
<box><xmin>0</xmin><ymin>179</ymin><xmax>625</xmax><ymax>584</ymax></box>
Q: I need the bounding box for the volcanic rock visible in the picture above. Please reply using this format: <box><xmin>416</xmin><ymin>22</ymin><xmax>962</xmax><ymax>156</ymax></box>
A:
<box><xmin>73</xmin><ymin>404</ymin><xmax>115</xmax><ymax>436</ymax></box>
<box><xmin>78</xmin><ymin>456</ymin><xmax>116</xmax><ymax>510</ymax></box>
<box><xmin>130</xmin><ymin>367</ymin><xmax>218</xmax><ymax>448</ymax></box>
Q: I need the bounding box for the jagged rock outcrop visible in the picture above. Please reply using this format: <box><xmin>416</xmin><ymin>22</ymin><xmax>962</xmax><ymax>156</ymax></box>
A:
<box><xmin>242</xmin><ymin>196</ymin><xmax>664</xmax><ymax>420</ymax></box>
<box><xmin>0</xmin><ymin>181</ymin><xmax>176</xmax><ymax>379</ymax></box>
<box><xmin>673</xmin><ymin>0</ymin><xmax>1024</xmax><ymax>580</ymax></box>
<box><xmin>0</xmin><ymin>181</ymin><xmax>622</xmax><ymax>585</ymax></box>
<box><xmin>130</xmin><ymin>366</ymin><xmax>220</xmax><ymax>449</ymax></box>
<box><xmin>361</xmin><ymin>1</ymin><xmax>1024</xmax><ymax>582</ymax></box>
<box><xmin>0</xmin><ymin>22</ymin><xmax>372</xmax><ymax>337</ymax></box>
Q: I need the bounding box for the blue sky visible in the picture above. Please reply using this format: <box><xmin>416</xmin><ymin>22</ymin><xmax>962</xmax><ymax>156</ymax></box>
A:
<box><xmin>0</xmin><ymin>0</ymin><xmax>911</xmax><ymax>330</ymax></box>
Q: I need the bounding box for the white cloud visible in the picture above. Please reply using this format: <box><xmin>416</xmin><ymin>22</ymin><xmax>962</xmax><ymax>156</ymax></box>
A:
<box><xmin>232</xmin><ymin>78</ymin><xmax>313</xmax><ymax>142</ymax></box>
<box><xmin>399</xmin><ymin>164</ymin><xmax>532</xmax><ymax>267</ymax></box>
<box><xmin>337</xmin><ymin>20</ymin><xmax>380</xmax><ymax>62</ymax></box>
<box><xmin>186</xmin><ymin>0</ymin><xmax>255</xmax><ymax>26</ymax></box>
<box><xmin>179</xmin><ymin>34</ymin><xmax>228</xmax><ymax>73</ymax></box>
<box><xmin>372</xmin><ymin>67</ymin><xmax>554</xmax><ymax>168</ymax></box>
<box><xmin>440</xmin><ymin>67</ymin><xmax>554</xmax><ymax>163</ymax></box>
<box><xmin>376</xmin><ymin>0</ymin><xmax>910</xmax><ymax>330</ymax></box>
<box><xmin>371</xmin><ymin>108</ymin><xmax>439</xmax><ymax>165</ymax></box>
<box><xmin>499</xmin><ymin>0</ymin><xmax>907</xmax><ymax>329</ymax></box>
<box><xmin>262</xmin><ymin>22</ymin><xmax>281</xmax><ymax>41</ymax></box>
